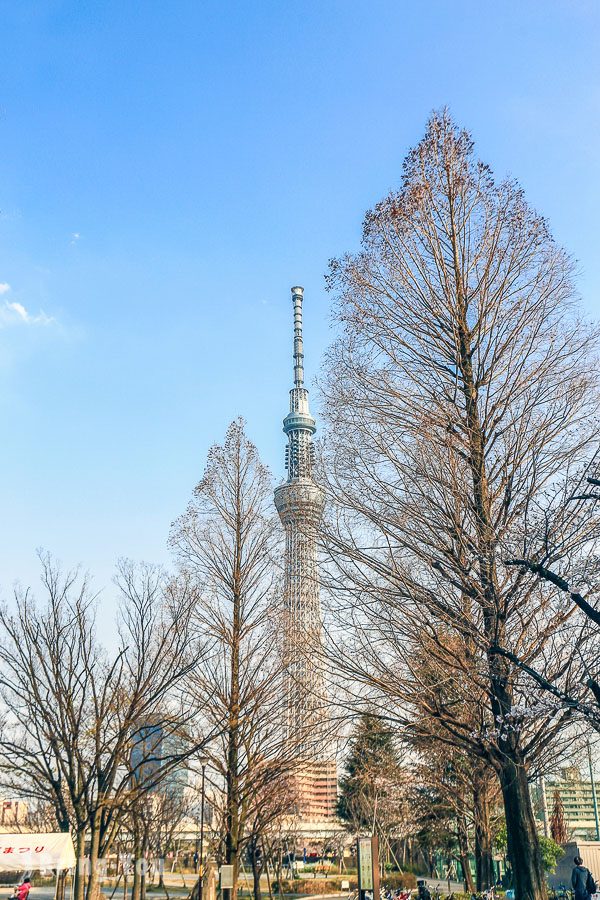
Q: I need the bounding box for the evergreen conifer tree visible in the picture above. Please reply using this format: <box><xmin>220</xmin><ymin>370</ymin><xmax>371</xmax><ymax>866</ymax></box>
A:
<box><xmin>337</xmin><ymin>713</ymin><xmax>403</xmax><ymax>833</ymax></box>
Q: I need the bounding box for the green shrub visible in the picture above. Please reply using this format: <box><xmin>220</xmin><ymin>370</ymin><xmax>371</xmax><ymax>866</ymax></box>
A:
<box><xmin>539</xmin><ymin>836</ymin><xmax>564</xmax><ymax>873</ymax></box>
<box><xmin>0</xmin><ymin>873</ymin><xmax>55</xmax><ymax>887</ymax></box>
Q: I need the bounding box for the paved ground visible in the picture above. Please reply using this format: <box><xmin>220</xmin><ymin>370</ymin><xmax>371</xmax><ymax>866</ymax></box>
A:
<box><xmin>20</xmin><ymin>894</ymin><xmax>347</xmax><ymax>900</ymax></box>
<box><xmin>3</xmin><ymin>883</ymin><xmax>193</xmax><ymax>900</ymax></box>
<box><xmin>15</xmin><ymin>872</ymin><xmax>462</xmax><ymax>900</ymax></box>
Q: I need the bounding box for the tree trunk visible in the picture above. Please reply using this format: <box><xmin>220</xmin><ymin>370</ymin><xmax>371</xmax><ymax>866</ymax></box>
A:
<box><xmin>141</xmin><ymin>849</ymin><xmax>147</xmax><ymax>900</ymax></box>
<box><xmin>273</xmin><ymin>852</ymin><xmax>283</xmax><ymax>899</ymax></box>
<box><xmin>140</xmin><ymin>835</ymin><xmax>148</xmax><ymax>900</ymax></box>
<box><xmin>262</xmin><ymin>841</ymin><xmax>274</xmax><ymax>900</ymax></box>
<box><xmin>55</xmin><ymin>869</ymin><xmax>68</xmax><ymax>900</ymax></box>
<box><xmin>225</xmin><ymin>714</ymin><xmax>240</xmax><ymax>899</ymax></box>
<box><xmin>474</xmin><ymin>781</ymin><xmax>494</xmax><ymax>891</ymax></box>
<box><xmin>86</xmin><ymin>815</ymin><xmax>102</xmax><ymax>900</ymax></box>
<box><xmin>487</xmin><ymin>647</ymin><xmax>546</xmax><ymax>900</ymax></box>
<box><xmin>427</xmin><ymin>849</ymin><xmax>435</xmax><ymax>878</ymax></box>
<box><xmin>54</xmin><ymin>817</ymin><xmax>72</xmax><ymax>900</ymax></box>
<box><xmin>131</xmin><ymin>830</ymin><xmax>142</xmax><ymax>900</ymax></box>
<box><xmin>251</xmin><ymin>854</ymin><xmax>262</xmax><ymax>900</ymax></box>
<box><xmin>225</xmin><ymin>801</ymin><xmax>239</xmax><ymax>899</ymax></box>
<box><xmin>457</xmin><ymin>817</ymin><xmax>475</xmax><ymax>893</ymax></box>
<box><xmin>73</xmin><ymin>827</ymin><xmax>87</xmax><ymax>900</ymax></box>
<box><xmin>187</xmin><ymin>878</ymin><xmax>200</xmax><ymax>900</ymax></box>
<box><xmin>157</xmin><ymin>836</ymin><xmax>165</xmax><ymax>889</ymax></box>
<box><xmin>499</xmin><ymin>755</ymin><xmax>545</xmax><ymax>900</ymax></box>
<box><xmin>224</xmin><ymin>532</ymin><xmax>242</xmax><ymax>900</ymax></box>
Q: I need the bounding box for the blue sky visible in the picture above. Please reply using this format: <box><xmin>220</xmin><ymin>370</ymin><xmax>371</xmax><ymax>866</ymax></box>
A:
<box><xmin>1</xmin><ymin>0</ymin><xmax>599</xmax><ymax>600</ymax></box>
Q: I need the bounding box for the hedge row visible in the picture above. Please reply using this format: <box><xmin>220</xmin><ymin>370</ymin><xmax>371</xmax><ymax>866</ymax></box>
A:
<box><xmin>382</xmin><ymin>874</ymin><xmax>418</xmax><ymax>890</ymax></box>
<box><xmin>272</xmin><ymin>872</ymin><xmax>417</xmax><ymax>895</ymax></box>
<box><xmin>273</xmin><ymin>880</ymin><xmax>350</xmax><ymax>894</ymax></box>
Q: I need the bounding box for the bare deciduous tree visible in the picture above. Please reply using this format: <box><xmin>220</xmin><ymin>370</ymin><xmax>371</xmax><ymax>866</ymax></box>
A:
<box><xmin>0</xmin><ymin>554</ymin><xmax>207</xmax><ymax>900</ymax></box>
<box><xmin>171</xmin><ymin>419</ymin><xmax>301</xmax><ymax>900</ymax></box>
<box><xmin>318</xmin><ymin>110</ymin><xmax>599</xmax><ymax>900</ymax></box>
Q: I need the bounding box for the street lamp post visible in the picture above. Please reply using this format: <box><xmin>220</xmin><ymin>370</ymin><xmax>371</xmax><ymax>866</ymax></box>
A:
<box><xmin>199</xmin><ymin>763</ymin><xmax>207</xmax><ymax>900</ymax></box>
<box><xmin>539</xmin><ymin>775</ymin><xmax>549</xmax><ymax>838</ymax></box>
<box><xmin>587</xmin><ymin>741</ymin><xmax>600</xmax><ymax>841</ymax></box>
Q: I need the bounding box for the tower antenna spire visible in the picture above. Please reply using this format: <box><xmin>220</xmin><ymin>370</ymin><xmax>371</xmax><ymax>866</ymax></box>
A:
<box><xmin>291</xmin><ymin>286</ymin><xmax>304</xmax><ymax>388</ymax></box>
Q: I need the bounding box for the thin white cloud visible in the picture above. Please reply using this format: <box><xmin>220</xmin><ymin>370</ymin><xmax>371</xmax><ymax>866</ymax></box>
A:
<box><xmin>9</xmin><ymin>302</ymin><xmax>28</xmax><ymax>321</ymax></box>
<box><xmin>0</xmin><ymin>300</ymin><xmax>54</xmax><ymax>328</ymax></box>
<box><xmin>0</xmin><ymin>283</ymin><xmax>11</xmax><ymax>295</ymax></box>
<box><xmin>70</xmin><ymin>232</ymin><xmax>81</xmax><ymax>245</ymax></box>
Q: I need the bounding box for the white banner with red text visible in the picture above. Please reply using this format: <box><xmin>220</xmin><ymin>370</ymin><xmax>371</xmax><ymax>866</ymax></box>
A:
<box><xmin>0</xmin><ymin>833</ymin><xmax>76</xmax><ymax>871</ymax></box>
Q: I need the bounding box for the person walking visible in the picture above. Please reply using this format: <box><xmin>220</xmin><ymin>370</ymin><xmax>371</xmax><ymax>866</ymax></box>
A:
<box><xmin>572</xmin><ymin>857</ymin><xmax>596</xmax><ymax>900</ymax></box>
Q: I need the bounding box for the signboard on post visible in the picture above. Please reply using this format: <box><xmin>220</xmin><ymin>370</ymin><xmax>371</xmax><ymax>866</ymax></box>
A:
<box><xmin>357</xmin><ymin>836</ymin><xmax>380</xmax><ymax>900</ymax></box>
<box><xmin>358</xmin><ymin>838</ymin><xmax>373</xmax><ymax>890</ymax></box>
<box><xmin>220</xmin><ymin>865</ymin><xmax>234</xmax><ymax>890</ymax></box>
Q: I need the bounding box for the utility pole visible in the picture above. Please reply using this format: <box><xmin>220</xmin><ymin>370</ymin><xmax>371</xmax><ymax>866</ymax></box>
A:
<box><xmin>588</xmin><ymin>741</ymin><xmax>600</xmax><ymax>841</ymax></box>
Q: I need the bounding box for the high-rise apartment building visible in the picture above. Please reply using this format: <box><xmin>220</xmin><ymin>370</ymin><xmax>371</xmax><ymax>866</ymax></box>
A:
<box><xmin>541</xmin><ymin>767</ymin><xmax>600</xmax><ymax>840</ymax></box>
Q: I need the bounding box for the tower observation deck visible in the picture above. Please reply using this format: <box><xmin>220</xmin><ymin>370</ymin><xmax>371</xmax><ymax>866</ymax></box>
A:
<box><xmin>274</xmin><ymin>286</ymin><xmax>337</xmax><ymax>822</ymax></box>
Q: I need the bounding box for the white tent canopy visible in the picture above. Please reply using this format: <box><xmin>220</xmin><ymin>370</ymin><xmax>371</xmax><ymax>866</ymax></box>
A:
<box><xmin>0</xmin><ymin>833</ymin><xmax>76</xmax><ymax>871</ymax></box>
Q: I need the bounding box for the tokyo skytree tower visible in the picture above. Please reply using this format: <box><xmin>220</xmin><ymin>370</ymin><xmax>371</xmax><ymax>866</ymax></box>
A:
<box><xmin>274</xmin><ymin>287</ymin><xmax>334</xmax><ymax>783</ymax></box>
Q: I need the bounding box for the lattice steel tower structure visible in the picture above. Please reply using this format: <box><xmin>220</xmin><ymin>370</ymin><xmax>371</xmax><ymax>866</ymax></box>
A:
<box><xmin>274</xmin><ymin>286</ymin><xmax>337</xmax><ymax>821</ymax></box>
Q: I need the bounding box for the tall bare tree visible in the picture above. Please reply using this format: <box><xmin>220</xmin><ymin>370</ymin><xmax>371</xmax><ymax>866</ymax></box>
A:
<box><xmin>0</xmin><ymin>554</ymin><xmax>207</xmax><ymax>900</ymax></box>
<box><xmin>170</xmin><ymin>419</ymin><xmax>299</xmax><ymax>900</ymax></box>
<box><xmin>318</xmin><ymin>110</ymin><xmax>599</xmax><ymax>900</ymax></box>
